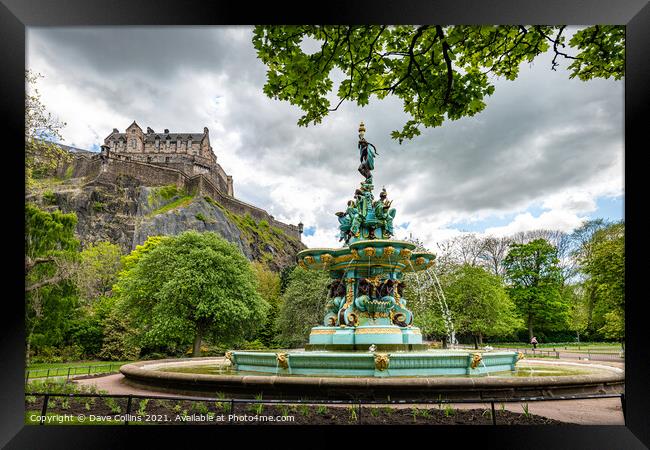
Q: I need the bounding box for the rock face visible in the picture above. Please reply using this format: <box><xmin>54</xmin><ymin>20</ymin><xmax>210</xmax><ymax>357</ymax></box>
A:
<box><xmin>27</xmin><ymin>175</ymin><xmax>305</xmax><ymax>271</ymax></box>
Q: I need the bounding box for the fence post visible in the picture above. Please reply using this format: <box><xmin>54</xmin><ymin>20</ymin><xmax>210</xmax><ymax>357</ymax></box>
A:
<box><xmin>490</xmin><ymin>401</ymin><xmax>496</xmax><ymax>425</ymax></box>
<box><xmin>67</xmin><ymin>367</ymin><xmax>71</xmax><ymax>381</ymax></box>
<box><xmin>125</xmin><ymin>395</ymin><xmax>133</xmax><ymax>425</ymax></box>
<box><xmin>46</xmin><ymin>368</ymin><xmax>50</xmax><ymax>380</ymax></box>
<box><xmin>25</xmin><ymin>371</ymin><xmax>30</xmax><ymax>385</ymax></box>
<box><xmin>556</xmin><ymin>351</ymin><xmax>559</xmax><ymax>359</ymax></box>
<box><xmin>88</xmin><ymin>366</ymin><xmax>92</xmax><ymax>376</ymax></box>
<box><xmin>231</xmin><ymin>399</ymin><xmax>235</xmax><ymax>416</ymax></box>
<box><xmin>40</xmin><ymin>394</ymin><xmax>50</xmax><ymax>425</ymax></box>
<box><xmin>620</xmin><ymin>393</ymin><xmax>626</xmax><ymax>424</ymax></box>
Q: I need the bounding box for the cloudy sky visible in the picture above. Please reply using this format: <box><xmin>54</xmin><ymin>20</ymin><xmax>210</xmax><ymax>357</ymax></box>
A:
<box><xmin>26</xmin><ymin>26</ymin><xmax>624</xmax><ymax>250</ymax></box>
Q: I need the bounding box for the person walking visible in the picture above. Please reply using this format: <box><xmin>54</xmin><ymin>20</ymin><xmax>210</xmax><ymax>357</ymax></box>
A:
<box><xmin>530</xmin><ymin>336</ymin><xmax>538</xmax><ymax>350</ymax></box>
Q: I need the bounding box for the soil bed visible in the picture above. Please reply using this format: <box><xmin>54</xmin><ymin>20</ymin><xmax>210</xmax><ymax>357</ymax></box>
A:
<box><xmin>25</xmin><ymin>396</ymin><xmax>563</xmax><ymax>425</ymax></box>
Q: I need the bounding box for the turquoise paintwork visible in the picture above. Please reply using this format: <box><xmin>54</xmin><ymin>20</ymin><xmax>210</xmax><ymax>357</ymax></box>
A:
<box><xmin>228</xmin><ymin>124</ymin><xmax>519</xmax><ymax>377</ymax></box>
<box><xmin>228</xmin><ymin>350</ymin><xmax>521</xmax><ymax>377</ymax></box>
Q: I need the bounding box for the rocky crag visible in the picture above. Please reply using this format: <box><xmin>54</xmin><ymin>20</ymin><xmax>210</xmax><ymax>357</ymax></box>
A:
<box><xmin>26</xmin><ymin>174</ymin><xmax>305</xmax><ymax>271</ymax></box>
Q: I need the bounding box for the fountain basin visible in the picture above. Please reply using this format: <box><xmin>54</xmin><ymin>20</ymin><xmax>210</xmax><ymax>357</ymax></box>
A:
<box><xmin>226</xmin><ymin>350</ymin><xmax>521</xmax><ymax>377</ymax></box>
<box><xmin>119</xmin><ymin>357</ymin><xmax>624</xmax><ymax>400</ymax></box>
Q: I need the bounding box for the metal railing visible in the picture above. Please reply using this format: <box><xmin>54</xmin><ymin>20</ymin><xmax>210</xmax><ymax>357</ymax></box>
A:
<box><xmin>517</xmin><ymin>348</ymin><xmax>624</xmax><ymax>362</ymax></box>
<box><xmin>25</xmin><ymin>364</ymin><xmax>120</xmax><ymax>384</ymax></box>
<box><xmin>25</xmin><ymin>391</ymin><xmax>625</xmax><ymax>426</ymax></box>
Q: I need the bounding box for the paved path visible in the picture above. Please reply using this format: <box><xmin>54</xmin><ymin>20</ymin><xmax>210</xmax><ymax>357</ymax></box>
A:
<box><xmin>75</xmin><ymin>373</ymin><xmax>624</xmax><ymax>425</ymax></box>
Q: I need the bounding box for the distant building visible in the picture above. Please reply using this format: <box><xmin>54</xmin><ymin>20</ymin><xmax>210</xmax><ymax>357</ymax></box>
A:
<box><xmin>53</xmin><ymin>121</ymin><xmax>303</xmax><ymax>241</ymax></box>
<box><xmin>104</xmin><ymin>121</ymin><xmax>233</xmax><ymax>196</ymax></box>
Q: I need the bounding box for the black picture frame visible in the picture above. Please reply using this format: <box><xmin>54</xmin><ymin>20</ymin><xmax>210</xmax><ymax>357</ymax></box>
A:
<box><xmin>2</xmin><ymin>0</ymin><xmax>647</xmax><ymax>447</ymax></box>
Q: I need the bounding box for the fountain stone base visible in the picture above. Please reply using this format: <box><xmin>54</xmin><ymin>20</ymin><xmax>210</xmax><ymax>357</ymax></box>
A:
<box><xmin>309</xmin><ymin>325</ymin><xmax>422</xmax><ymax>346</ymax></box>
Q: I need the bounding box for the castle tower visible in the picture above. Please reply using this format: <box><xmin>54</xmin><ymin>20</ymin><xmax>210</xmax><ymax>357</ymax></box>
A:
<box><xmin>125</xmin><ymin>121</ymin><xmax>144</xmax><ymax>153</ymax></box>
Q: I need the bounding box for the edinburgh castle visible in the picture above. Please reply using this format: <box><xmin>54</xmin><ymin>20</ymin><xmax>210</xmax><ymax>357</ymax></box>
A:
<box><xmin>56</xmin><ymin>121</ymin><xmax>303</xmax><ymax>241</ymax></box>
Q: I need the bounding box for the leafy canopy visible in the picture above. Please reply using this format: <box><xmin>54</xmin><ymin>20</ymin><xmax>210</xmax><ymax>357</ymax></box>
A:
<box><xmin>503</xmin><ymin>239</ymin><xmax>568</xmax><ymax>336</ymax></box>
<box><xmin>25</xmin><ymin>70</ymin><xmax>71</xmax><ymax>183</ymax></box>
<box><xmin>441</xmin><ymin>265</ymin><xmax>521</xmax><ymax>339</ymax></box>
<box><xmin>114</xmin><ymin>231</ymin><xmax>269</xmax><ymax>350</ymax></box>
<box><xmin>276</xmin><ymin>266</ymin><xmax>329</xmax><ymax>347</ymax></box>
<box><xmin>253</xmin><ymin>25</ymin><xmax>624</xmax><ymax>142</ymax></box>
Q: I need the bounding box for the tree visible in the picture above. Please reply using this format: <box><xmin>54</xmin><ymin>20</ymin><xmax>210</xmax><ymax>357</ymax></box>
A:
<box><xmin>25</xmin><ymin>70</ymin><xmax>71</xmax><ymax>184</ymax></box>
<box><xmin>568</xmin><ymin>219</ymin><xmax>609</xmax><ymax>335</ymax></box>
<box><xmin>76</xmin><ymin>241</ymin><xmax>123</xmax><ymax>303</ymax></box>
<box><xmin>580</xmin><ymin>222</ymin><xmax>624</xmax><ymax>343</ymax></box>
<box><xmin>479</xmin><ymin>236</ymin><xmax>512</xmax><ymax>276</ymax></box>
<box><xmin>253</xmin><ymin>25</ymin><xmax>624</xmax><ymax>142</ymax></box>
<box><xmin>403</xmin><ymin>268</ymin><xmax>449</xmax><ymax>343</ymax></box>
<box><xmin>503</xmin><ymin>239</ymin><xmax>568</xmax><ymax>340</ymax></box>
<box><xmin>251</xmin><ymin>262</ymin><xmax>282</xmax><ymax>347</ymax></box>
<box><xmin>441</xmin><ymin>265</ymin><xmax>521</xmax><ymax>349</ymax></box>
<box><xmin>25</xmin><ymin>203</ymin><xmax>80</xmax><ymax>363</ymax></box>
<box><xmin>276</xmin><ymin>266</ymin><xmax>330</xmax><ymax>347</ymax></box>
<box><xmin>113</xmin><ymin>231</ymin><xmax>269</xmax><ymax>356</ymax></box>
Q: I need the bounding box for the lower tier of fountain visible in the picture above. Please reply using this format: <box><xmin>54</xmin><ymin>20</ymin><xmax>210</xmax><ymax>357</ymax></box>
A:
<box><xmin>119</xmin><ymin>357</ymin><xmax>624</xmax><ymax>400</ymax></box>
<box><xmin>228</xmin><ymin>349</ymin><xmax>520</xmax><ymax>377</ymax></box>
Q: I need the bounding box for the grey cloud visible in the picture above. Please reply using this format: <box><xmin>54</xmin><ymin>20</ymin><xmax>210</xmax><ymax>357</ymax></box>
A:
<box><xmin>27</xmin><ymin>26</ymin><xmax>623</xmax><ymax>234</ymax></box>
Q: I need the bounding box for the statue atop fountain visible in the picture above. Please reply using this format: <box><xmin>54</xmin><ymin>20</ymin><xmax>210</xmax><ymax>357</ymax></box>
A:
<box><xmin>296</xmin><ymin>123</ymin><xmax>437</xmax><ymax>350</ymax></box>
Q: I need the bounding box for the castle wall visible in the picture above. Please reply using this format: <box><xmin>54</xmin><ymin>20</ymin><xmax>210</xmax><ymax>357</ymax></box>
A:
<box><xmin>64</xmin><ymin>155</ymin><xmax>302</xmax><ymax>241</ymax></box>
<box><xmin>56</xmin><ymin>155</ymin><xmax>102</xmax><ymax>179</ymax></box>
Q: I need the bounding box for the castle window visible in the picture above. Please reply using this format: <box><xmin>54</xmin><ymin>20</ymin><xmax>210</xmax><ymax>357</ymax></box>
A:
<box><xmin>155</xmin><ymin>138</ymin><xmax>160</xmax><ymax>149</ymax></box>
<box><xmin>165</xmin><ymin>157</ymin><xmax>170</xmax><ymax>163</ymax></box>
<box><xmin>131</xmin><ymin>139</ymin><xmax>136</xmax><ymax>148</ymax></box>
<box><xmin>187</xmin><ymin>139</ymin><xmax>192</xmax><ymax>152</ymax></box>
<box><xmin>147</xmin><ymin>157</ymin><xmax>152</xmax><ymax>163</ymax></box>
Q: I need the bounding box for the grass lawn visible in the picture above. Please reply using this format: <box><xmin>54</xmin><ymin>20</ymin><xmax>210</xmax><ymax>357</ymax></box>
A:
<box><xmin>485</xmin><ymin>343</ymin><xmax>621</xmax><ymax>350</ymax></box>
<box><xmin>26</xmin><ymin>360</ymin><xmax>135</xmax><ymax>380</ymax></box>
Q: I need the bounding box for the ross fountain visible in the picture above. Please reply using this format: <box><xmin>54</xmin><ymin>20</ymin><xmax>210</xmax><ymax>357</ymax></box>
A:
<box><xmin>226</xmin><ymin>123</ymin><xmax>520</xmax><ymax>377</ymax></box>
<box><xmin>120</xmin><ymin>123</ymin><xmax>624</xmax><ymax>399</ymax></box>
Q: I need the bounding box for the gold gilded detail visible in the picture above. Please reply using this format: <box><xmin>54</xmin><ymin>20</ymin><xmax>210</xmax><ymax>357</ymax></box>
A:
<box><xmin>366</xmin><ymin>275</ymin><xmax>382</xmax><ymax>287</ymax></box>
<box><xmin>351</xmin><ymin>249</ymin><xmax>360</xmax><ymax>259</ymax></box>
<box><xmin>374</xmin><ymin>353</ymin><xmax>390</xmax><ymax>371</ymax></box>
<box><xmin>361</xmin><ymin>311</ymin><xmax>389</xmax><ymax>318</ymax></box>
<box><xmin>276</xmin><ymin>353</ymin><xmax>289</xmax><ymax>369</ymax></box>
<box><xmin>311</xmin><ymin>329</ymin><xmax>336</xmax><ymax>335</ymax></box>
<box><xmin>303</xmin><ymin>255</ymin><xmax>315</xmax><ymax>265</ymax></box>
<box><xmin>399</xmin><ymin>249</ymin><xmax>412</xmax><ymax>258</ymax></box>
<box><xmin>345</xmin><ymin>278</ymin><xmax>355</xmax><ymax>306</ymax></box>
<box><xmin>347</xmin><ymin>313</ymin><xmax>359</xmax><ymax>326</ymax></box>
<box><xmin>224</xmin><ymin>351</ymin><xmax>233</xmax><ymax>362</ymax></box>
<box><xmin>356</xmin><ymin>327</ymin><xmax>402</xmax><ymax>334</ymax></box>
<box><xmin>517</xmin><ymin>352</ymin><xmax>524</xmax><ymax>361</ymax></box>
<box><xmin>470</xmin><ymin>353</ymin><xmax>482</xmax><ymax>369</ymax></box>
<box><xmin>383</xmin><ymin>246</ymin><xmax>395</xmax><ymax>257</ymax></box>
<box><xmin>334</xmin><ymin>254</ymin><xmax>354</xmax><ymax>264</ymax></box>
<box><xmin>321</xmin><ymin>254</ymin><xmax>333</xmax><ymax>265</ymax></box>
<box><xmin>297</xmin><ymin>260</ymin><xmax>307</xmax><ymax>269</ymax></box>
<box><xmin>415</xmin><ymin>257</ymin><xmax>426</xmax><ymax>265</ymax></box>
<box><xmin>363</xmin><ymin>247</ymin><xmax>376</xmax><ymax>257</ymax></box>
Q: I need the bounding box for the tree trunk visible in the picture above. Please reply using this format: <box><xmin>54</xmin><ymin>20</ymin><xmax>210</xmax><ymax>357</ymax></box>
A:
<box><xmin>25</xmin><ymin>337</ymin><xmax>31</xmax><ymax>367</ymax></box>
<box><xmin>442</xmin><ymin>336</ymin><xmax>447</xmax><ymax>349</ymax></box>
<box><xmin>586</xmin><ymin>286</ymin><xmax>596</xmax><ymax>334</ymax></box>
<box><xmin>193</xmin><ymin>330</ymin><xmax>202</xmax><ymax>357</ymax></box>
<box><xmin>528</xmin><ymin>315</ymin><xmax>534</xmax><ymax>341</ymax></box>
<box><xmin>478</xmin><ymin>332</ymin><xmax>483</xmax><ymax>346</ymax></box>
<box><xmin>473</xmin><ymin>334</ymin><xmax>479</xmax><ymax>350</ymax></box>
